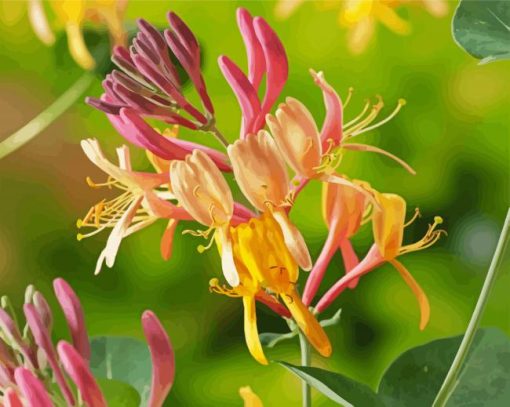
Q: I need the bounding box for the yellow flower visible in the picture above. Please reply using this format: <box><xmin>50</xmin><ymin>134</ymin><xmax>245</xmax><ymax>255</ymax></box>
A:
<box><xmin>372</xmin><ymin>192</ymin><xmax>445</xmax><ymax>329</ymax></box>
<box><xmin>77</xmin><ymin>138</ymin><xmax>180</xmax><ymax>274</ymax></box>
<box><xmin>315</xmin><ymin>190</ymin><xmax>445</xmax><ymax>327</ymax></box>
<box><xmin>28</xmin><ymin>0</ymin><xmax>127</xmax><ymax>70</ymax></box>
<box><xmin>173</xmin><ymin>134</ymin><xmax>330</xmax><ymax>364</ymax></box>
<box><xmin>211</xmin><ymin>212</ymin><xmax>331</xmax><ymax>364</ymax></box>
<box><xmin>275</xmin><ymin>0</ymin><xmax>448</xmax><ymax>54</ymax></box>
<box><xmin>239</xmin><ymin>386</ymin><xmax>264</xmax><ymax>407</ymax></box>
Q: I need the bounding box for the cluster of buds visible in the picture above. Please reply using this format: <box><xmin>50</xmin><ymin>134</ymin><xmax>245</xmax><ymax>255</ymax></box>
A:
<box><xmin>79</xmin><ymin>7</ymin><xmax>444</xmax><ymax>364</ymax></box>
<box><xmin>0</xmin><ymin>279</ymin><xmax>174</xmax><ymax>406</ymax></box>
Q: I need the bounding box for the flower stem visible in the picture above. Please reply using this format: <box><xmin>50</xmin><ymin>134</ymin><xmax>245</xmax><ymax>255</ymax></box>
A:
<box><xmin>433</xmin><ymin>207</ymin><xmax>510</xmax><ymax>407</ymax></box>
<box><xmin>298</xmin><ymin>331</ymin><xmax>312</xmax><ymax>407</ymax></box>
<box><xmin>0</xmin><ymin>72</ymin><xmax>95</xmax><ymax>160</ymax></box>
<box><xmin>209</xmin><ymin>124</ymin><xmax>229</xmax><ymax>148</ymax></box>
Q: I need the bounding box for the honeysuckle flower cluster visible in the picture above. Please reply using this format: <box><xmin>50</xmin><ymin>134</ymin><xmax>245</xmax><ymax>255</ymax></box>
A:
<box><xmin>79</xmin><ymin>7</ymin><xmax>444</xmax><ymax>365</ymax></box>
<box><xmin>275</xmin><ymin>0</ymin><xmax>448</xmax><ymax>54</ymax></box>
<box><xmin>0</xmin><ymin>278</ymin><xmax>174</xmax><ymax>406</ymax></box>
<box><xmin>28</xmin><ymin>0</ymin><xmax>127</xmax><ymax>70</ymax></box>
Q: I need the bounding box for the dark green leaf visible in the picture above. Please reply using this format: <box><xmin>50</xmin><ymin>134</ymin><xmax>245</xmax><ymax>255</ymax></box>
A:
<box><xmin>378</xmin><ymin>328</ymin><xmax>510</xmax><ymax>406</ymax></box>
<box><xmin>278</xmin><ymin>361</ymin><xmax>383</xmax><ymax>406</ymax></box>
<box><xmin>89</xmin><ymin>336</ymin><xmax>152</xmax><ymax>404</ymax></box>
<box><xmin>453</xmin><ymin>0</ymin><xmax>510</xmax><ymax>64</ymax></box>
<box><xmin>96</xmin><ymin>378</ymin><xmax>141</xmax><ymax>407</ymax></box>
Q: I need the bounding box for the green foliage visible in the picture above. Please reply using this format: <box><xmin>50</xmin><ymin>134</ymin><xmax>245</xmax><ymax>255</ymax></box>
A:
<box><xmin>453</xmin><ymin>0</ymin><xmax>510</xmax><ymax>64</ymax></box>
<box><xmin>96</xmin><ymin>378</ymin><xmax>141</xmax><ymax>407</ymax></box>
<box><xmin>89</xmin><ymin>336</ymin><xmax>152</xmax><ymax>405</ymax></box>
<box><xmin>281</xmin><ymin>328</ymin><xmax>510</xmax><ymax>405</ymax></box>
<box><xmin>278</xmin><ymin>361</ymin><xmax>383</xmax><ymax>406</ymax></box>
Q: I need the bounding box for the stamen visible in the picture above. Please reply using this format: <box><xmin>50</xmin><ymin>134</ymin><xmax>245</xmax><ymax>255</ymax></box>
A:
<box><xmin>343</xmin><ymin>87</ymin><xmax>354</xmax><ymax>108</ymax></box>
<box><xmin>86</xmin><ymin>176</ymin><xmax>119</xmax><ymax>189</ymax></box>
<box><xmin>349</xmin><ymin>98</ymin><xmax>406</xmax><ymax>138</ymax></box>
<box><xmin>209</xmin><ymin>278</ymin><xmax>241</xmax><ymax>298</ymax></box>
<box><xmin>343</xmin><ymin>99</ymin><xmax>371</xmax><ymax>128</ymax></box>
<box><xmin>404</xmin><ymin>208</ymin><xmax>421</xmax><ymax>227</ymax></box>
<box><xmin>399</xmin><ymin>216</ymin><xmax>446</xmax><ymax>255</ymax></box>
<box><xmin>344</xmin><ymin>96</ymin><xmax>384</xmax><ymax>137</ymax></box>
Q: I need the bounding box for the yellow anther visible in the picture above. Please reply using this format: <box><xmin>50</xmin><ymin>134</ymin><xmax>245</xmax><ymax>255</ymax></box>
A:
<box><xmin>76</xmin><ymin>233</ymin><xmax>84</xmax><ymax>241</ymax></box>
<box><xmin>434</xmin><ymin>216</ymin><xmax>443</xmax><ymax>225</ymax></box>
<box><xmin>399</xmin><ymin>98</ymin><xmax>407</xmax><ymax>106</ymax></box>
<box><xmin>76</xmin><ymin>219</ymin><xmax>83</xmax><ymax>228</ymax></box>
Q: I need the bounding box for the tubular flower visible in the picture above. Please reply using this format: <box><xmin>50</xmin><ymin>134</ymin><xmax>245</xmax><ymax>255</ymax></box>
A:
<box><xmin>77</xmin><ymin>138</ymin><xmax>191</xmax><ymax>275</ymax></box>
<box><xmin>0</xmin><ymin>279</ymin><xmax>175</xmax><ymax>406</ymax></box>
<box><xmin>28</xmin><ymin>0</ymin><xmax>127</xmax><ymax>70</ymax></box>
<box><xmin>268</xmin><ymin>70</ymin><xmax>415</xmax><ymax>182</ymax></box>
<box><xmin>274</xmin><ymin>0</ymin><xmax>448</xmax><ymax>54</ymax></box>
<box><xmin>210</xmin><ymin>212</ymin><xmax>332</xmax><ymax>365</ymax></box>
<box><xmin>218</xmin><ymin>8</ymin><xmax>288</xmax><ymax>138</ymax></box>
<box><xmin>170</xmin><ymin>149</ymin><xmax>239</xmax><ymax>287</ymax></box>
<box><xmin>86</xmin><ymin>11</ymin><xmax>230</xmax><ymax>159</ymax></box>
<box><xmin>228</xmin><ymin>131</ymin><xmax>312</xmax><ymax>271</ymax></box>
<box><xmin>302</xmin><ymin>180</ymin><xmax>372</xmax><ymax>305</ymax></box>
<box><xmin>315</xmin><ymin>192</ymin><xmax>445</xmax><ymax>330</ymax></box>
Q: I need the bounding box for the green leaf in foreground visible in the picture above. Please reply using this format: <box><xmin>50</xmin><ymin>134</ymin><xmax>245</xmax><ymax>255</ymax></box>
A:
<box><xmin>89</xmin><ymin>336</ymin><xmax>152</xmax><ymax>404</ymax></box>
<box><xmin>278</xmin><ymin>361</ymin><xmax>383</xmax><ymax>406</ymax></box>
<box><xmin>96</xmin><ymin>378</ymin><xmax>141</xmax><ymax>407</ymax></box>
<box><xmin>378</xmin><ymin>328</ymin><xmax>510</xmax><ymax>406</ymax></box>
<box><xmin>453</xmin><ymin>0</ymin><xmax>510</xmax><ymax>64</ymax></box>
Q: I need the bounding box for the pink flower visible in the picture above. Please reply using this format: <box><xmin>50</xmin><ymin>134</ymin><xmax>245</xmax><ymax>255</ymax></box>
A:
<box><xmin>0</xmin><ymin>279</ymin><xmax>175</xmax><ymax>405</ymax></box>
<box><xmin>218</xmin><ymin>8</ymin><xmax>288</xmax><ymax>138</ymax></box>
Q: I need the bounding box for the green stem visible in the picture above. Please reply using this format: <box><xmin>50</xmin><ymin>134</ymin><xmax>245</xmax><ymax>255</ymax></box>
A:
<box><xmin>433</xmin><ymin>207</ymin><xmax>510</xmax><ymax>407</ymax></box>
<box><xmin>209</xmin><ymin>124</ymin><xmax>229</xmax><ymax>148</ymax></box>
<box><xmin>299</xmin><ymin>332</ymin><xmax>312</xmax><ymax>407</ymax></box>
<box><xmin>0</xmin><ymin>72</ymin><xmax>95</xmax><ymax>160</ymax></box>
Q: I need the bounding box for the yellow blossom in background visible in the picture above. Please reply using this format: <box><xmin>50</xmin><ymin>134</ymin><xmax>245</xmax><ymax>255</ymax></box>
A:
<box><xmin>275</xmin><ymin>0</ymin><xmax>448</xmax><ymax>54</ymax></box>
<box><xmin>240</xmin><ymin>386</ymin><xmax>264</xmax><ymax>407</ymax></box>
<box><xmin>28</xmin><ymin>0</ymin><xmax>127</xmax><ymax>70</ymax></box>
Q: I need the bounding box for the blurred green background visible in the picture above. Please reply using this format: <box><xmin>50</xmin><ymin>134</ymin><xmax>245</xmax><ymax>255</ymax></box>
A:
<box><xmin>0</xmin><ymin>1</ymin><xmax>509</xmax><ymax>405</ymax></box>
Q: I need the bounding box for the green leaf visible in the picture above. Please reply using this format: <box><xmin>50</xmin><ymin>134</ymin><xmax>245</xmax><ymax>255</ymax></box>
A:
<box><xmin>96</xmin><ymin>378</ymin><xmax>141</xmax><ymax>407</ymax></box>
<box><xmin>453</xmin><ymin>0</ymin><xmax>510</xmax><ymax>64</ymax></box>
<box><xmin>278</xmin><ymin>361</ymin><xmax>383</xmax><ymax>406</ymax></box>
<box><xmin>89</xmin><ymin>336</ymin><xmax>152</xmax><ymax>404</ymax></box>
<box><xmin>378</xmin><ymin>328</ymin><xmax>510</xmax><ymax>406</ymax></box>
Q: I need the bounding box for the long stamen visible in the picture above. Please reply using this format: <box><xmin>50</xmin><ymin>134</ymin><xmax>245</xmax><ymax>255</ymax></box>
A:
<box><xmin>400</xmin><ymin>216</ymin><xmax>446</xmax><ymax>255</ymax></box>
<box><xmin>343</xmin><ymin>99</ymin><xmax>371</xmax><ymax>128</ymax></box>
<box><xmin>343</xmin><ymin>87</ymin><xmax>354</xmax><ymax>108</ymax></box>
<box><xmin>209</xmin><ymin>278</ymin><xmax>241</xmax><ymax>298</ymax></box>
<box><xmin>404</xmin><ymin>208</ymin><xmax>421</xmax><ymax>227</ymax></box>
<box><xmin>349</xmin><ymin>98</ymin><xmax>406</xmax><ymax>138</ymax></box>
<box><xmin>344</xmin><ymin>97</ymin><xmax>384</xmax><ymax>136</ymax></box>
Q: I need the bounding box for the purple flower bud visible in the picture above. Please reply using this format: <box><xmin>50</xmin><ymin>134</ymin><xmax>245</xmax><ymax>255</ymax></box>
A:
<box><xmin>142</xmin><ymin>311</ymin><xmax>175</xmax><ymax>407</ymax></box>
<box><xmin>24</xmin><ymin>304</ymin><xmax>75</xmax><ymax>405</ymax></box>
<box><xmin>14</xmin><ymin>367</ymin><xmax>55</xmax><ymax>407</ymax></box>
<box><xmin>57</xmin><ymin>341</ymin><xmax>107</xmax><ymax>407</ymax></box>
<box><xmin>52</xmin><ymin>278</ymin><xmax>90</xmax><ymax>361</ymax></box>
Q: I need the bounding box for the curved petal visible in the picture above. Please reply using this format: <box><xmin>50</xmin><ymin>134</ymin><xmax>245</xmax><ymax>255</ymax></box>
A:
<box><xmin>390</xmin><ymin>259</ymin><xmax>430</xmax><ymax>330</ymax></box>
<box><xmin>242</xmin><ymin>296</ymin><xmax>267</xmax><ymax>365</ymax></box>
<box><xmin>282</xmin><ymin>291</ymin><xmax>332</xmax><ymax>357</ymax></box>
<box><xmin>14</xmin><ymin>367</ymin><xmax>54</xmax><ymax>407</ymax></box>
<box><xmin>53</xmin><ymin>278</ymin><xmax>90</xmax><ymax>360</ymax></box>
<box><xmin>237</xmin><ymin>8</ymin><xmax>265</xmax><ymax>89</ymax></box>
<box><xmin>57</xmin><ymin>341</ymin><xmax>107</xmax><ymax>407</ymax></box>
<box><xmin>216</xmin><ymin>226</ymin><xmax>240</xmax><ymax>287</ymax></box>
<box><xmin>310</xmin><ymin>69</ymin><xmax>343</xmax><ymax>145</ymax></box>
<box><xmin>23</xmin><ymin>304</ymin><xmax>75</xmax><ymax>406</ymax></box>
<box><xmin>141</xmin><ymin>311</ymin><xmax>175</xmax><ymax>407</ymax></box>
<box><xmin>272</xmin><ymin>209</ymin><xmax>312</xmax><ymax>271</ymax></box>
<box><xmin>28</xmin><ymin>0</ymin><xmax>55</xmax><ymax>45</ymax></box>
